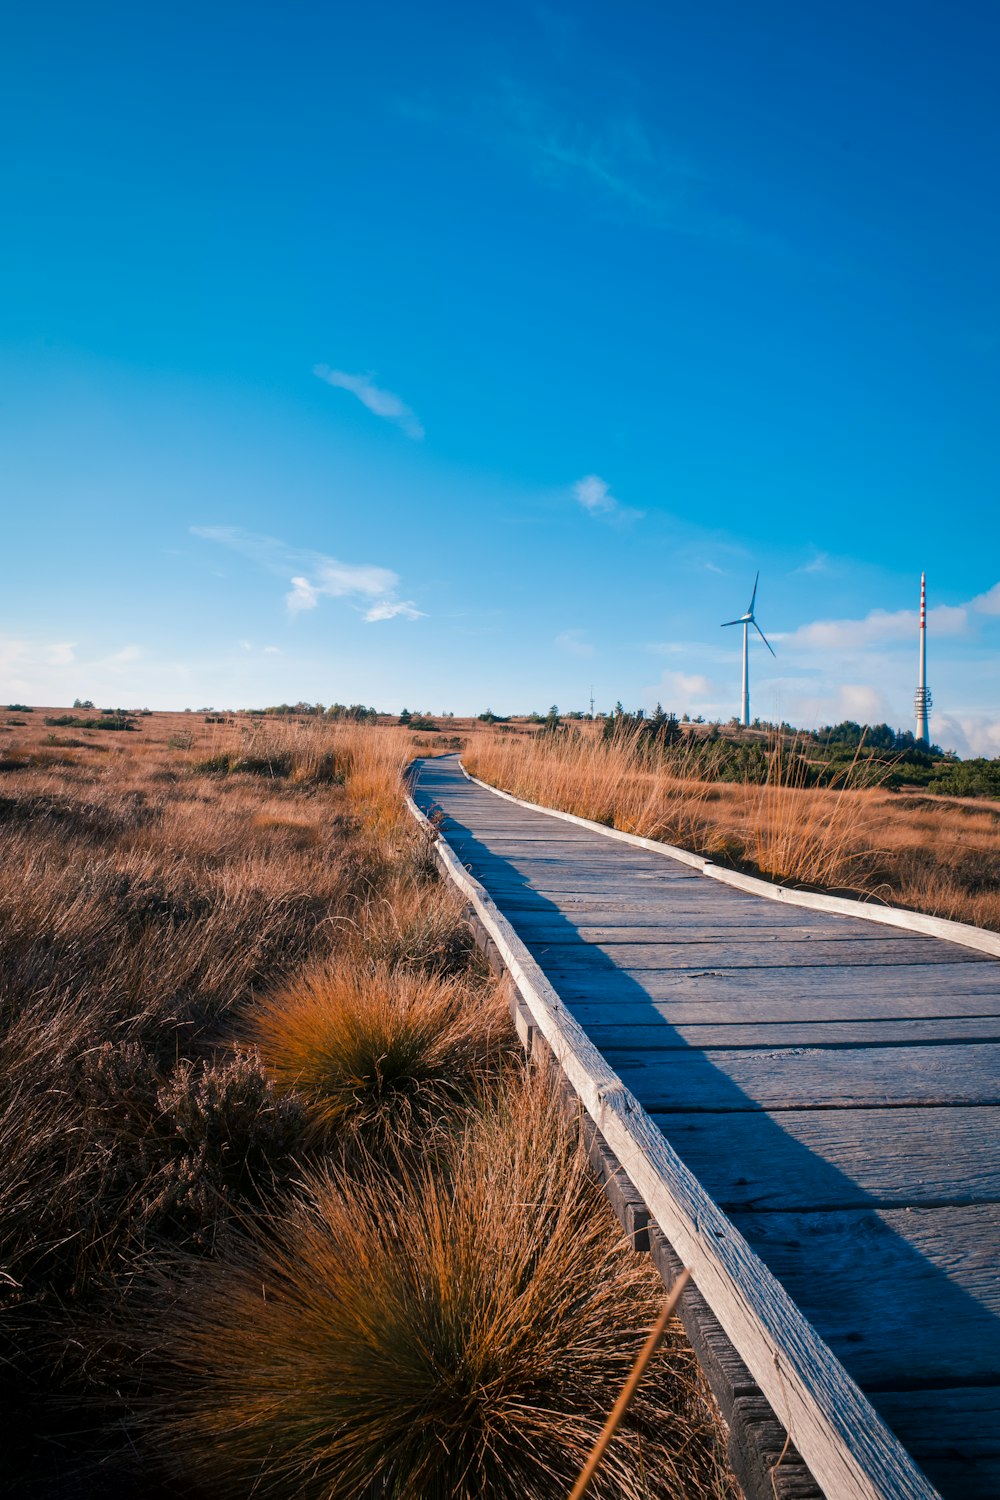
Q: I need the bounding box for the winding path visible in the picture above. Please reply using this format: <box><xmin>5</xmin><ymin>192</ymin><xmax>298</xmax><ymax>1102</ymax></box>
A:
<box><xmin>412</xmin><ymin>755</ymin><xmax>1000</xmax><ymax>1500</ymax></box>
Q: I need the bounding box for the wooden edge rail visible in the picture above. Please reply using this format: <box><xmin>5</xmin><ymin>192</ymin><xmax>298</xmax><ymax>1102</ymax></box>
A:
<box><xmin>459</xmin><ymin>763</ymin><xmax>1000</xmax><ymax>959</ymax></box>
<box><xmin>405</xmin><ymin>776</ymin><xmax>942</xmax><ymax>1500</ymax></box>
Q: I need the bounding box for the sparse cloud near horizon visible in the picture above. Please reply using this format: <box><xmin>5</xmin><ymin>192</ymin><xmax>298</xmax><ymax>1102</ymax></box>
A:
<box><xmin>655</xmin><ymin>668</ymin><xmax>713</xmax><ymax>702</ymax></box>
<box><xmin>555</xmin><ymin>628</ymin><xmax>594</xmax><ymax>658</ymax></box>
<box><xmin>192</xmin><ymin>527</ymin><xmax>424</xmax><ymax>624</ymax></box>
<box><xmin>313</xmin><ymin>365</ymin><xmax>424</xmax><ymax>440</ymax></box>
<box><xmin>781</xmin><ymin>602</ymin><xmax>970</xmax><ymax>652</ymax></box>
<box><xmin>572</xmin><ymin>474</ymin><xmax>642</xmax><ymax>524</ymax></box>
<box><xmin>973</xmin><ymin>581</ymin><xmax>1000</xmax><ymax>615</ymax></box>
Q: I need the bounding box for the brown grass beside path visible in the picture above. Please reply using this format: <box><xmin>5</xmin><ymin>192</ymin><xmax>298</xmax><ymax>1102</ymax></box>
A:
<box><xmin>0</xmin><ymin>708</ymin><xmax>737</xmax><ymax>1497</ymax></box>
<box><xmin>145</xmin><ymin>1066</ymin><xmax>735</xmax><ymax>1500</ymax></box>
<box><xmin>464</xmin><ymin>728</ymin><xmax>1000</xmax><ymax>932</ymax></box>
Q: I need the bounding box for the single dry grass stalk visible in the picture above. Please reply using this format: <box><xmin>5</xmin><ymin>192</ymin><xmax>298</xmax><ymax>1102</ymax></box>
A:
<box><xmin>146</xmin><ymin>1067</ymin><xmax>736</xmax><ymax>1500</ymax></box>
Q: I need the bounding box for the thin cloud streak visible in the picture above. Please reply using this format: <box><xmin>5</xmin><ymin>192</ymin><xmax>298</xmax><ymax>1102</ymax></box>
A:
<box><xmin>313</xmin><ymin>365</ymin><xmax>424</xmax><ymax>440</ymax></box>
<box><xmin>489</xmin><ymin>77</ymin><xmax>779</xmax><ymax>253</ymax></box>
<box><xmin>364</xmin><ymin>599</ymin><xmax>426</xmax><ymax>622</ymax></box>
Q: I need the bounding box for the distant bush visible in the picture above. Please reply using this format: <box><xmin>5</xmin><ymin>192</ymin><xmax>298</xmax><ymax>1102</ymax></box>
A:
<box><xmin>7</xmin><ymin>703</ymin><xmax>32</xmax><ymax>712</ymax></box>
<box><xmin>326</xmin><ymin>702</ymin><xmax>378</xmax><ymax>723</ymax></box>
<box><xmin>43</xmin><ymin>714</ymin><xmax>137</xmax><ymax>731</ymax></box>
<box><xmin>925</xmin><ymin>757</ymin><xmax>1000</xmax><ymax>800</ymax></box>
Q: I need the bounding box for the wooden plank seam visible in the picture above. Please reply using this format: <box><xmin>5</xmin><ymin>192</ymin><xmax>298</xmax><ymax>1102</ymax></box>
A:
<box><xmin>405</xmin><ymin>778</ymin><xmax>943</xmax><ymax>1500</ymax></box>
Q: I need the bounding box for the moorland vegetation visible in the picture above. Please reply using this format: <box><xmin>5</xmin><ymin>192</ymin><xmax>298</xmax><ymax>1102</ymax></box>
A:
<box><xmin>0</xmin><ymin>709</ymin><xmax>735</xmax><ymax>1499</ymax></box>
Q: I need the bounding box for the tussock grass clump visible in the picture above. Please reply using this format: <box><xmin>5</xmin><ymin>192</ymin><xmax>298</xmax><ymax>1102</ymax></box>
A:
<box><xmin>247</xmin><ymin>961</ymin><xmax>512</xmax><ymax>1152</ymax></box>
<box><xmin>146</xmin><ymin>1068</ymin><xmax>734</xmax><ymax>1500</ymax></box>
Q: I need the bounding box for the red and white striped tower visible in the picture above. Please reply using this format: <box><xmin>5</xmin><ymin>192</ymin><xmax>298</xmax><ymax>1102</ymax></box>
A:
<box><xmin>913</xmin><ymin>571</ymin><xmax>932</xmax><ymax>744</ymax></box>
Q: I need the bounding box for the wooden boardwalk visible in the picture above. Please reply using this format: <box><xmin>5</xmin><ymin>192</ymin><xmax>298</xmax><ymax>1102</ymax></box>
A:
<box><xmin>412</xmin><ymin>756</ymin><xmax>1000</xmax><ymax>1500</ymax></box>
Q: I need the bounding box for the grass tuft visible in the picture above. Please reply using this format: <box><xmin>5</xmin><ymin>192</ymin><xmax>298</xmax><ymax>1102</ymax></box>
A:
<box><xmin>144</xmin><ymin>1067</ymin><xmax>735</xmax><ymax>1500</ymax></box>
<box><xmin>246</xmin><ymin>960</ymin><xmax>513</xmax><ymax>1152</ymax></box>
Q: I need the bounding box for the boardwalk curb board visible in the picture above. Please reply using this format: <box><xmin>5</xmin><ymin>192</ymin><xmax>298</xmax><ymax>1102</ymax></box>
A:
<box><xmin>406</xmin><ymin>769</ymin><xmax>943</xmax><ymax>1500</ymax></box>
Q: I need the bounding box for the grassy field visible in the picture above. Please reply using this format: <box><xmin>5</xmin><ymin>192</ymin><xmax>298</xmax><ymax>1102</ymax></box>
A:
<box><xmin>0</xmin><ymin>708</ymin><xmax>735</xmax><ymax>1498</ymax></box>
<box><xmin>464</xmin><ymin>724</ymin><xmax>1000</xmax><ymax>932</ymax></box>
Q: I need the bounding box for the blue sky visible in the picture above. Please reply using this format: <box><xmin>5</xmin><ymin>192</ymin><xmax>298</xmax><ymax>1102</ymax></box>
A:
<box><xmin>1</xmin><ymin>2</ymin><xmax>998</xmax><ymax>752</ymax></box>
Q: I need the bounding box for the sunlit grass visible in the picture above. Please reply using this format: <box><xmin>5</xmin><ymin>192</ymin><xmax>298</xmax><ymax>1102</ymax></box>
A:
<box><xmin>146</xmin><ymin>1066</ymin><xmax>736</xmax><ymax>1500</ymax></box>
<box><xmin>466</xmin><ymin>726</ymin><xmax>1000</xmax><ymax>928</ymax></box>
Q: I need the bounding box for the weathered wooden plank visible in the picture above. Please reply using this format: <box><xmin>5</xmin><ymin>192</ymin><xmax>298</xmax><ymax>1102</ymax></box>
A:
<box><xmin>729</xmin><ymin>1204</ymin><xmax>1000</xmax><ymax>1387</ymax></box>
<box><xmin>509</xmin><ymin>920</ymin><xmax>898</xmax><ymax>942</ymax></box>
<box><xmin>410</xmin><ymin>776</ymin><xmax>942</xmax><ymax>1500</ymax></box>
<box><xmin>527</xmin><ymin>937</ymin><xmax>989</xmax><ymax>968</ymax></box>
<box><xmin>610</xmin><ymin>1041</ymin><xmax>1000</xmax><ymax>1111</ymax></box>
<box><xmin>648</xmin><ymin>1107</ymin><xmax>1000</xmax><ymax>1209</ymax></box>
<box><xmin>546</xmin><ymin>963</ymin><xmax>1000</xmax><ymax>1004</ymax></box>
<box><xmin>568</xmin><ymin>993</ymin><xmax>1000</xmax><ymax>1024</ymax></box>
<box><xmin>416</xmin><ymin>758</ymin><xmax>1000</xmax><ymax>1500</ymax></box>
<box><xmin>870</xmin><ymin>1388</ymin><xmax>1000</xmax><ymax>1500</ymax></box>
<box><xmin>582</xmin><ymin>1016</ymin><xmax>1000</xmax><ymax>1049</ymax></box>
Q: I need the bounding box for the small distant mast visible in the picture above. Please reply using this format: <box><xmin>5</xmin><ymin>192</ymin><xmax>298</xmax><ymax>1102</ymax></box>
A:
<box><xmin>914</xmin><ymin>571</ymin><xmax>932</xmax><ymax>745</ymax></box>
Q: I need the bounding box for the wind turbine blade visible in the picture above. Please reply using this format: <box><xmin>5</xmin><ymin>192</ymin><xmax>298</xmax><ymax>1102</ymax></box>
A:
<box><xmin>721</xmin><ymin>618</ymin><xmax>744</xmax><ymax>628</ymax></box>
<box><xmin>748</xmin><ymin>571</ymin><xmax>759</xmax><ymax>613</ymax></box>
<box><xmin>754</xmin><ymin>620</ymin><xmax>776</xmax><ymax>657</ymax></box>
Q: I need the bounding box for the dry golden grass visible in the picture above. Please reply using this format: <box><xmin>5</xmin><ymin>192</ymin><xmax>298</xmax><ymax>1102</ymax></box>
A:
<box><xmin>465</xmin><ymin>727</ymin><xmax>1000</xmax><ymax>930</ymax></box>
<box><xmin>147</xmin><ymin>1065</ymin><xmax>736</xmax><ymax>1500</ymax></box>
<box><xmin>247</xmin><ymin>960</ymin><xmax>514</xmax><ymax>1153</ymax></box>
<box><xmin>1</xmin><ymin>708</ymin><xmax>736</xmax><ymax>1496</ymax></box>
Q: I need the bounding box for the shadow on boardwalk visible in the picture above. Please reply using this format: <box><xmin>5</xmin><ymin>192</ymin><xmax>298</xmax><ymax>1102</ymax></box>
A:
<box><xmin>414</xmin><ymin>756</ymin><xmax>1000</xmax><ymax>1500</ymax></box>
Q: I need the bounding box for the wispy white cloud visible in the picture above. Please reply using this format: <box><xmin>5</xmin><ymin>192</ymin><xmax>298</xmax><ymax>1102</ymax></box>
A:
<box><xmin>192</xmin><ymin>527</ymin><xmax>423</xmax><ymax>623</ymax></box>
<box><xmin>364</xmin><ymin>599</ymin><xmax>426</xmax><ymax>622</ymax></box>
<box><xmin>794</xmin><ymin>552</ymin><xmax>829</xmax><ymax>575</ymax></box>
<box><xmin>555</xmin><ymin>628</ymin><xmax>594</xmax><ymax>658</ymax></box>
<box><xmin>703</xmin><ymin>561</ymin><xmax>725</xmax><ymax>575</ymax></box>
<box><xmin>287</xmin><ymin>576</ymin><xmax>320</xmax><ymax>613</ymax></box>
<box><xmin>313</xmin><ymin>364</ymin><xmax>424</xmax><ymax>440</ymax></box>
<box><xmin>572</xmin><ymin>474</ymin><xmax>642</xmax><ymax>524</ymax></box>
<box><xmin>781</xmin><ymin>603</ymin><xmax>969</xmax><ymax>652</ymax></box>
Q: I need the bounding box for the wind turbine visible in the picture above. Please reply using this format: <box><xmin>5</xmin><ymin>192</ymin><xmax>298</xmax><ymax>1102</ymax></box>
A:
<box><xmin>721</xmin><ymin>573</ymin><xmax>775</xmax><ymax>727</ymax></box>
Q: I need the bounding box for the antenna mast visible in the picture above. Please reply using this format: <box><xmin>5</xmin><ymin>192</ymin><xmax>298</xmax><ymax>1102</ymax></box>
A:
<box><xmin>589</xmin><ymin>686</ymin><xmax>595</xmax><ymax>719</ymax></box>
<box><xmin>914</xmin><ymin>572</ymin><xmax>932</xmax><ymax>744</ymax></box>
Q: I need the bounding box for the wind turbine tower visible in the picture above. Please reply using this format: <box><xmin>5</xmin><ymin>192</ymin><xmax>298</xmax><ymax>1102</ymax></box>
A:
<box><xmin>721</xmin><ymin>573</ymin><xmax>775</xmax><ymax>728</ymax></box>
<box><xmin>914</xmin><ymin>571</ymin><xmax>932</xmax><ymax>745</ymax></box>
